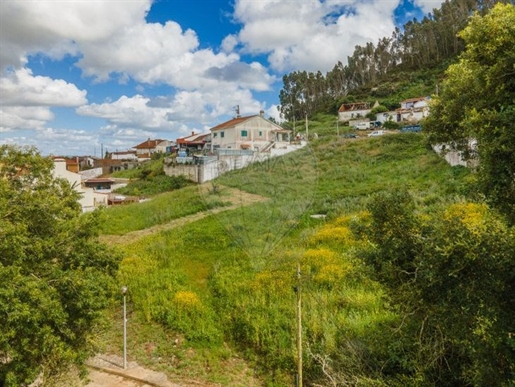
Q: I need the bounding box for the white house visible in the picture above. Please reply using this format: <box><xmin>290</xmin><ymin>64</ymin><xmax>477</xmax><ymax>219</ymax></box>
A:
<box><xmin>52</xmin><ymin>159</ymin><xmax>107</xmax><ymax>212</ymax></box>
<box><xmin>376</xmin><ymin>96</ymin><xmax>431</xmax><ymax>124</ymax></box>
<box><xmin>210</xmin><ymin>111</ymin><xmax>291</xmax><ymax>152</ymax></box>
<box><xmin>155</xmin><ymin>140</ymin><xmax>174</xmax><ymax>153</ymax></box>
<box><xmin>397</xmin><ymin>96</ymin><xmax>430</xmax><ymax>122</ymax></box>
<box><xmin>110</xmin><ymin>150</ymin><xmax>138</xmax><ymax>161</ymax></box>
<box><xmin>338</xmin><ymin>102</ymin><xmax>374</xmax><ymax>122</ymax></box>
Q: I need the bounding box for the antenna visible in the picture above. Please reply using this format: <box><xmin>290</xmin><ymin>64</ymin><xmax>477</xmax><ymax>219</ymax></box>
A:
<box><xmin>234</xmin><ymin>105</ymin><xmax>240</xmax><ymax>117</ymax></box>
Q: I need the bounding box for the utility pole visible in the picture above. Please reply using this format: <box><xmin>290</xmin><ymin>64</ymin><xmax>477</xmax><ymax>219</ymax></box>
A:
<box><xmin>305</xmin><ymin>113</ymin><xmax>308</xmax><ymax>140</ymax></box>
<box><xmin>122</xmin><ymin>286</ymin><xmax>128</xmax><ymax>369</ymax></box>
<box><xmin>336</xmin><ymin>118</ymin><xmax>339</xmax><ymax>137</ymax></box>
<box><xmin>295</xmin><ymin>263</ymin><xmax>303</xmax><ymax>387</ymax></box>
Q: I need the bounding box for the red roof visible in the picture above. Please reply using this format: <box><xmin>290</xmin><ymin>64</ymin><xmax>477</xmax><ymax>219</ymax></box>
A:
<box><xmin>338</xmin><ymin>102</ymin><xmax>370</xmax><ymax>113</ymax></box>
<box><xmin>210</xmin><ymin>115</ymin><xmax>257</xmax><ymax>131</ymax></box>
<box><xmin>176</xmin><ymin>133</ymin><xmax>209</xmax><ymax>145</ymax></box>
<box><xmin>133</xmin><ymin>139</ymin><xmax>164</xmax><ymax>149</ymax></box>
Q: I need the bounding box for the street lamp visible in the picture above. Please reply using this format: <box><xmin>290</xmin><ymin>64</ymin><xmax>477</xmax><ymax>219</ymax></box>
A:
<box><xmin>121</xmin><ymin>286</ymin><xmax>128</xmax><ymax>369</ymax></box>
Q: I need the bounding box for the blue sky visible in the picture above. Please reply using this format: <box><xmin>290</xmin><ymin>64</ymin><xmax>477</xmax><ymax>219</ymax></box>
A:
<box><xmin>0</xmin><ymin>0</ymin><xmax>434</xmax><ymax>156</ymax></box>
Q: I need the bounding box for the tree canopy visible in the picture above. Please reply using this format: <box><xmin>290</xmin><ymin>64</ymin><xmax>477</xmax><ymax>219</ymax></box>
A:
<box><xmin>278</xmin><ymin>0</ymin><xmax>508</xmax><ymax>121</ymax></box>
<box><xmin>356</xmin><ymin>190</ymin><xmax>515</xmax><ymax>385</ymax></box>
<box><xmin>0</xmin><ymin>145</ymin><xmax>120</xmax><ymax>385</ymax></box>
<box><xmin>424</xmin><ymin>3</ymin><xmax>515</xmax><ymax>222</ymax></box>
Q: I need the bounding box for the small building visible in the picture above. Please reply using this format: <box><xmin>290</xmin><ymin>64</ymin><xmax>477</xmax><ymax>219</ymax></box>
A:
<box><xmin>376</xmin><ymin>97</ymin><xmax>430</xmax><ymax>124</ymax></box>
<box><xmin>210</xmin><ymin>110</ymin><xmax>290</xmax><ymax>152</ymax></box>
<box><xmin>133</xmin><ymin>138</ymin><xmax>165</xmax><ymax>160</ymax></box>
<box><xmin>176</xmin><ymin>132</ymin><xmax>210</xmax><ymax>153</ymax></box>
<box><xmin>155</xmin><ymin>140</ymin><xmax>174</xmax><ymax>153</ymax></box>
<box><xmin>397</xmin><ymin>96</ymin><xmax>430</xmax><ymax>123</ymax></box>
<box><xmin>109</xmin><ymin>151</ymin><xmax>138</xmax><ymax>161</ymax></box>
<box><xmin>52</xmin><ymin>159</ymin><xmax>107</xmax><ymax>212</ymax></box>
<box><xmin>338</xmin><ymin>102</ymin><xmax>372</xmax><ymax>122</ymax></box>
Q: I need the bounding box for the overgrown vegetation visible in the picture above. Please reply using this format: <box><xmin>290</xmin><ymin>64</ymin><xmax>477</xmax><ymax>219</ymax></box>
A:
<box><xmin>5</xmin><ymin>2</ymin><xmax>513</xmax><ymax>386</ymax></box>
<box><xmin>97</xmin><ymin>133</ymin><xmax>505</xmax><ymax>385</ymax></box>
<box><xmin>111</xmin><ymin>154</ymin><xmax>192</xmax><ymax>196</ymax></box>
<box><xmin>100</xmin><ymin>185</ymin><xmax>231</xmax><ymax>235</ymax></box>
<box><xmin>424</xmin><ymin>3</ymin><xmax>515</xmax><ymax>223</ymax></box>
<box><xmin>0</xmin><ymin>145</ymin><xmax>120</xmax><ymax>386</ymax></box>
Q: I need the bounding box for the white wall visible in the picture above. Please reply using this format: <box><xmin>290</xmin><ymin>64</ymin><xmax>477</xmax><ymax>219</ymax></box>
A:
<box><xmin>164</xmin><ymin>142</ymin><xmax>306</xmax><ymax>183</ymax></box>
<box><xmin>53</xmin><ymin>159</ymin><xmax>107</xmax><ymax>212</ymax></box>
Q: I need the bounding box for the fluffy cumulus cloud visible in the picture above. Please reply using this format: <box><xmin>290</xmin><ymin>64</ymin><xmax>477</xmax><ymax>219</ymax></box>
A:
<box><xmin>0</xmin><ymin>68</ymin><xmax>87</xmax><ymax>131</ymax></box>
<box><xmin>77</xmin><ymin>95</ymin><xmax>173</xmax><ymax>130</ymax></box>
<box><xmin>1</xmin><ymin>68</ymin><xmax>87</xmax><ymax>107</ymax></box>
<box><xmin>233</xmin><ymin>0</ymin><xmax>401</xmax><ymax>72</ymax></box>
<box><xmin>0</xmin><ymin>0</ymin><xmax>151</xmax><ymax>70</ymax></box>
<box><xmin>78</xmin><ymin>86</ymin><xmax>263</xmax><ymax>133</ymax></box>
<box><xmin>0</xmin><ymin>0</ymin><xmax>432</xmax><ymax>155</ymax></box>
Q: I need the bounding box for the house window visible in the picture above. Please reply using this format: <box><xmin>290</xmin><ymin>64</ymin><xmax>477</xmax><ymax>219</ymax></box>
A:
<box><xmin>221</xmin><ymin>131</ymin><xmax>225</xmax><ymax>138</ymax></box>
<box><xmin>241</xmin><ymin>130</ymin><xmax>248</xmax><ymax>137</ymax></box>
<box><xmin>258</xmin><ymin>131</ymin><xmax>263</xmax><ymax>137</ymax></box>
<box><xmin>213</xmin><ymin>132</ymin><xmax>218</xmax><ymax>138</ymax></box>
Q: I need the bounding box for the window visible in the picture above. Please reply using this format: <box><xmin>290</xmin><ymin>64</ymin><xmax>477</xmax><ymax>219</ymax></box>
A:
<box><xmin>241</xmin><ymin>130</ymin><xmax>248</xmax><ymax>137</ymax></box>
<box><xmin>213</xmin><ymin>132</ymin><xmax>218</xmax><ymax>138</ymax></box>
<box><xmin>258</xmin><ymin>131</ymin><xmax>263</xmax><ymax>137</ymax></box>
<box><xmin>221</xmin><ymin>131</ymin><xmax>225</xmax><ymax>138</ymax></box>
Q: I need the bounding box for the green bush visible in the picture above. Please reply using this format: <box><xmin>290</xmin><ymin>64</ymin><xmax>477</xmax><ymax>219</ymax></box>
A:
<box><xmin>114</xmin><ymin>175</ymin><xmax>192</xmax><ymax>196</ymax></box>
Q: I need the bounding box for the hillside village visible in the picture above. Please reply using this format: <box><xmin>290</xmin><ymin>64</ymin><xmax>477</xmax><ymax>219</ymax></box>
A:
<box><xmin>3</xmin><ymin>2</ymin><xmax>514</xmax><ymax>386</ymax></box>
<box><xmin>54</xmin><ymin>96</ymin><xmax>440</xmax><ymax>212</ymax></box>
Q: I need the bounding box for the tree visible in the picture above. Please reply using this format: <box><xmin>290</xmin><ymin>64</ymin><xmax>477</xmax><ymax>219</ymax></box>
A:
<box><xmin>424</xmin><ymin>3</ymin><xmax>515</xmax><ymax>222</ymax></box>
<box><xmin>0</xmin><ymin>145</ymin><xmax>120</xmax><ymax>385</ymax></box>
<box><xmin>355</xmin><ymin>191</ymin><xmax>515</xmax><ymax>385</ymax></box>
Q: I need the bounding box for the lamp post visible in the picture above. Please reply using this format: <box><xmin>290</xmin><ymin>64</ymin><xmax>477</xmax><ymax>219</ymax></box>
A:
<box><xmin>121</xmin><ymin>286</ymin><xmax>128</xmax><ymax>369</ymax></box>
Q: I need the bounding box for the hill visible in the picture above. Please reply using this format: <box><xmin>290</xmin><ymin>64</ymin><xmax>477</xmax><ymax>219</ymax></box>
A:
<box><xmin>95</xmin><ymin>132</ymin><xmax>484</xmax><ymax>385</ymax></box>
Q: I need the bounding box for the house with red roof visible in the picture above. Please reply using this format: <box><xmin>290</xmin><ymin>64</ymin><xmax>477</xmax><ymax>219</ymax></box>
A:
<box><xmin>209</xmin><ymin>110</ymin><xmax>290</xmax><ymax>152</ymax></box>
<box><xmin>338</xmin><ymin>102</ymin><xmax>372</xmax><ymax>122</ymax></box>
<box><xmin>133</xmin><ymin>138</ymin><xmax>165</xmax><ymax>160</ymax></box>
<box><xmin>176</xmin><ymin>132</ymin><xmax>210</xmax><ymax>153</ymax></box>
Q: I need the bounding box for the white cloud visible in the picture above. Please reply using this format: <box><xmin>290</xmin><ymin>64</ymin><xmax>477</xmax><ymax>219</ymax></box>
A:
<box><xmin>0</xmin><ymin>0</ymin><xmax>151</xmax><ymax>70</ymax></box>
<box><xmin>0</xmin><ymin>68</ymin><xmax>87</xmax><ymax>107</ymax></box>
<box><xmin>0</xmin><ymin>106</ymin><xmax>53</xmax><ymax>130</ymax></box>
<box><xmin>77</xmin><ymin>95</ymin><xmax>172</xmax><ymax>130</ymax></box>
<box><xmin>77</xmin><ymin>88</ymin><xmax>265</xmax><ymax>134</ymax></box>
<box><xmin>413</xmin><ymin>0</ymin><xmax>443</xmax><ymax>14</ymax></box>
<box><xmin>232</xmin><ymin>0</ymin><xmax>400</xmax><ymax>72</ymax></box>
<box><xmin>0</xmin><ymin>68</ymin><xmax>87</xmax><ymax>132</ymax></box>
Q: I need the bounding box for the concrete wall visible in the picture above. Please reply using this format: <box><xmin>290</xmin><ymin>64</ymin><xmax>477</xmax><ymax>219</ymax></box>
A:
<box><xmin>432</xmin><ymin>142</ymin><xmax>478</xmax><ymax>168</ymax></box>
<box><xmin>79</xmin><ymin>167</ymin><xmax>103</xmax><ymax>180</ymax></box>
<box><xmin>164</xmin><ymin>142</ymin><xmax>306</xmax><ymax>184</ymax></box>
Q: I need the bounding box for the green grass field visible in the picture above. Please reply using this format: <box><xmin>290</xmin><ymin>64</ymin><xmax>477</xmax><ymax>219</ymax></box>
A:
<box><xmin>96</xmin><ymin>132</ymin><xmax>473</xmax><ymax>385</ymax></box>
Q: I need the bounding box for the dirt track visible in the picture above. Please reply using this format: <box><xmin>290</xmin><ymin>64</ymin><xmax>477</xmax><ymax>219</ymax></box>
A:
<box><xmin>87</xmin><ymin>185</ymin><xmax>267</xmax><ymax>386</ymax></box>
<box><xmin>100</xmin><ymin>185</ymin><xmax>268</xmax><ymax>246</ymax></box>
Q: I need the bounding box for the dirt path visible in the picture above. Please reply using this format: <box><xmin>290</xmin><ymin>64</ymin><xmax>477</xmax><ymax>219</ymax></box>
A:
<box><xmin>100</xmin><ymin>185</ymin><xmax>268</xmax><ymax>246</ymax></box>
<box><xmin>84</xmin><ymin>186</ymin><xmax>267</xmax><ymax>386</ymax></box>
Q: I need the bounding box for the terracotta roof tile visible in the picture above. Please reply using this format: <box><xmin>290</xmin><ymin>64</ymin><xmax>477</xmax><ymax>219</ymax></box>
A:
<box><xmin>210</xmin><ymin>115</ymin><xmax>257</xmax><ymax>131</ymax></box>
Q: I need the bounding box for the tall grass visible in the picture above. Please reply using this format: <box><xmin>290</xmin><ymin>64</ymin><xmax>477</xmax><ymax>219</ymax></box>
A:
<box><xmin>100</xmin><ymin>186</ymin><xmax>230</xmax><ymax>235</ymax></box>
<box><xmin>100</xmin><ymin>132</ymin><xmax>473</xmax><ymax>384</ymax></box>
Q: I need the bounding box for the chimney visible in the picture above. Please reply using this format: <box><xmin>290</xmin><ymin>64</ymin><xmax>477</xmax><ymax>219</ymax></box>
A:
<box><xmin>259</xmin><ymin>110</ymin><xmax>264</xmax><ymax>117</ymax></box>
<box><xmin>192</xmin><ymin>131</ymin><xmax>195</xmax><ymax>136</ymax></box>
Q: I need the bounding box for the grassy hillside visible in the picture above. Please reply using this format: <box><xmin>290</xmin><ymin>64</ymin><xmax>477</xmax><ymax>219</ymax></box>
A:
<box><xmin>97</xmin><ymin>133</ymin><xmax>474</xmax><ymax>385</ymax></box>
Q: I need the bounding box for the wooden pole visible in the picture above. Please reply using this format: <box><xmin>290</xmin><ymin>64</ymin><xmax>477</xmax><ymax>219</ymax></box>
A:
<box><xmin>296</xmin><ymin>263</ymin><xmax>303</xmax><ymax>387</ymax></box>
